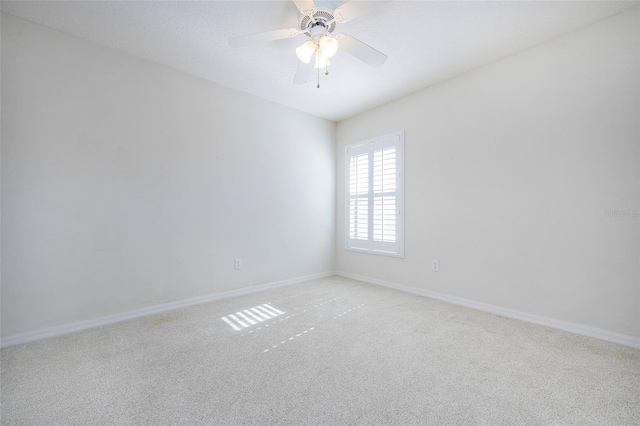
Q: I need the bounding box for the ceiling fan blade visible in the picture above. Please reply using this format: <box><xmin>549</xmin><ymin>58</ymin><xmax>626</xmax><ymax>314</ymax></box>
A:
<box><xmin>293</xmin><ymin>59</ymin><xmax>314</xmax><ymax>84</ymax></box>
<box><xmin>292</xmin><ymin>0</ymin><xmax>317</xmax><ymax>17</ymax></box>
<box><xmin>333</xmin><ymin>0</ymin><xmax>391</xmax><ymax>23</ymax></box>
<box><xmin>335</xmin><ymin>33</ymin><xmax>387</xmax><ymax>67</ymax></box>
<box><xmin>229</xmin><ymin>28</ymin><xmax>301</xmax><ymax>48</ymax></box>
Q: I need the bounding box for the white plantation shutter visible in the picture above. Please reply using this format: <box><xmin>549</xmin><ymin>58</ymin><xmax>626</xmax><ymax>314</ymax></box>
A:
<box><xmin>346</xmin><ymin>131</ymin><xmax>404</xmax><ymax>257</ymax></box>
<box><xmin>349</xmin><ymin>152</ymin><xmax>369</xmax><ymax>241</ymax></box>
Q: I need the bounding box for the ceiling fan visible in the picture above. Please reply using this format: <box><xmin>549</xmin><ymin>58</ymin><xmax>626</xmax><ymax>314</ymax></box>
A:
<box><xmin>228</xmin><ymin>0</ymin><xmax>390</xmax><ymax>87</ymax></box>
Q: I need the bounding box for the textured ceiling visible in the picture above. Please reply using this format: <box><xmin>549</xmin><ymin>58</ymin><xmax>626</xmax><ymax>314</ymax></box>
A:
<box><xmin>2</xmin><ymin>1</ymin><xmax>638</xmax><ymax>121</ymax></box>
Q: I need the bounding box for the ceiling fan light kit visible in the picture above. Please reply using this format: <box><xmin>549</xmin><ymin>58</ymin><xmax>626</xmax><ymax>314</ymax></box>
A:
<box><xmin>229</xmin><ymin>0</ymin><xmax>390</xmax><ymax>88</ymax></box>
<box><xmin>296</xmin><ymin>35</ymin><xmax>338</xmax><ymax>68</ymax></box>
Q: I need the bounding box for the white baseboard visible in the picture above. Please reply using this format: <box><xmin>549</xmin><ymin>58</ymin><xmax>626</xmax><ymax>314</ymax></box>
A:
<box><xmin>0</xmin><ymin>271</ymin><xmax>334</xmax><ymax>349</ymax></box>
<box><xmin>336</xmin><ymin>271</ymin><xmax>640</xmax><ymax>350</ymax></box>
<box><xmin>5</xmin><ymin>270</ymin><xmax>638</xmax><ymax>350</ymax></box>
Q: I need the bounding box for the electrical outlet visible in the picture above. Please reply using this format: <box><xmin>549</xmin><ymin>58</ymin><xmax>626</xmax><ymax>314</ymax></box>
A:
<box><xmin>432</xmin><ymin>260</ymin><xmax>440</xmax><ymax>272</ymax></box>
<box><xmin>234</xmin><ymin>259</ymin><xmax>242</xmax><ymax>270</ymax></box>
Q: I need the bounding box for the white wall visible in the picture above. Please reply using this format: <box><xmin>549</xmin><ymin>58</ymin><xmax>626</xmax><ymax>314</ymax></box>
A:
<box><xmin>3</xmin><ymin>7</ymin><xmax>639</xmax><ymax>342</ymax></box>
<box><xmin>336</xmin><ymin>8</ymin><xmax>640</xmax><ymax>338</ymax></box>
<box><xmin>1</xmin><ymin>14</ymin><xmax>335</xmax><ymax>336</ymax></box>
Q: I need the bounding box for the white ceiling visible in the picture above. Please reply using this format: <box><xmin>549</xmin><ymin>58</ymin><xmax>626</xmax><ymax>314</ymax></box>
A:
<box><xmin>2</xmin><ymin>0</ymin><xmax>638</xmax><ymax>121</ymax></box>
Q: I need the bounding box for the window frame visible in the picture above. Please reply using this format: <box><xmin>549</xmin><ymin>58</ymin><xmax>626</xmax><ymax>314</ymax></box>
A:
<box><xmin>344</xmin><ymin>130</ymin><xmax>405</xmax><ymax>258</ymax></box>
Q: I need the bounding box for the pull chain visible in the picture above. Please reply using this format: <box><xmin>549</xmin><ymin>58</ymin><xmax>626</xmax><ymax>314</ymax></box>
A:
<box><xmin>314</xmin><ymin>48</ymin><xmax>330</xmax><ymax>88</ymax></box>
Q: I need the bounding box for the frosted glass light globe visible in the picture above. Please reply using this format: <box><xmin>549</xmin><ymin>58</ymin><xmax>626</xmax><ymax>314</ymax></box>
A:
<box><xmin>295</xmin><ymin>41</ymin><xmax>316</xmax><ymax>64</ymax></box>
<box><xmin>319</xmin><ymin>36</ymin><xmax>339</xmax><ymax>59</ymax></box>
<box><xmin>314</xmin><ymin>50</ymin><xmax>331</xmax><ymax>69</ymax></box>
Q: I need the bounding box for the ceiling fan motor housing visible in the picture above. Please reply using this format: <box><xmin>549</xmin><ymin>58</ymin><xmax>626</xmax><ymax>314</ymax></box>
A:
<box><xmin>299</xmin><ymin>8</ymin><xmax>337</xmax><ymax>36</ymax></box>
<box><xmin>310</xmin><ymin>25</ymin><xmax>327</xmax><ymax>41</ymax></box>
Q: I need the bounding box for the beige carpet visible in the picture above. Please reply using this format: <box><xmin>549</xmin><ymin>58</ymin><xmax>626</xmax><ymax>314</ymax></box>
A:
<box><xmin>2</xmin><ymin>275</ymin><xmax>639</xmax><ymax>425</ymax></box>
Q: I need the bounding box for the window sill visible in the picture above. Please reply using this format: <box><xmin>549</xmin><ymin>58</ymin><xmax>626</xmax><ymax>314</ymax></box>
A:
<box><xmin>344</xmin><ymin>246</ymin><xmax>405</xmax><ymax>259</ymax></box>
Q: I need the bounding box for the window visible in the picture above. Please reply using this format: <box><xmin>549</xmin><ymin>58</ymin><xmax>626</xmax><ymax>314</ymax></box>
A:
<box><xmin>345</xmin><ymin>130</ymin><xmax>404</xmax><ymax>257</ymax></box>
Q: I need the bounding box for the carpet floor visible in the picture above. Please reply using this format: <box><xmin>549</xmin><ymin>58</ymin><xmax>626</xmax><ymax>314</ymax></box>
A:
<box><xmin>2</xmin><ymin>275</ymin><xmax>639</xmax><ymax>425</ymax></box>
